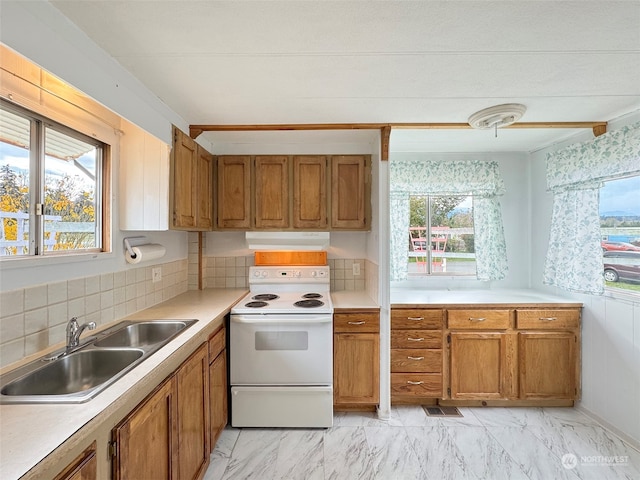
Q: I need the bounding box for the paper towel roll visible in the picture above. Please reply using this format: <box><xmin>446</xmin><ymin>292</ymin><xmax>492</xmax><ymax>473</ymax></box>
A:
<box><xmin>125</xmin><ymin>244</ymin><xmax>166</xmax><ymax>264</ymax></box>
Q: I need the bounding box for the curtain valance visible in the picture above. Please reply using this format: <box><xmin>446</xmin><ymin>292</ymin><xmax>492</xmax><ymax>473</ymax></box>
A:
<box><xmin>546</xmin><ymin>121</ymin><xmax>640</xmax><ymax>192</ymax></box>
<box><xmin>390</xmin><ymin>160</ymin><xmax>506</xmax><ymax>196</ymax></box>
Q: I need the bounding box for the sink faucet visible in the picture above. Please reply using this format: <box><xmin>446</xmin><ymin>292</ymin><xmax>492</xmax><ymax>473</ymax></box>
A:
<box><xmin>66</xmin><ymin>317</ymin><xmax>96</xmax><ymax>350</ymax></box>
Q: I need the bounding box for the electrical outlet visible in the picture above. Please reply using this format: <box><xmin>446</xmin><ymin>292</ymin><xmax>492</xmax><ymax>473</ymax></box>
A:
<box><xmin>353</xmin><ymin>263</ymin><xmax>361</xmax><ymax>276</ymax></box>
<box><xmin>152</xmin><ymin>267</ymin><xmax>162</xmax><ymax>283</ymax></box>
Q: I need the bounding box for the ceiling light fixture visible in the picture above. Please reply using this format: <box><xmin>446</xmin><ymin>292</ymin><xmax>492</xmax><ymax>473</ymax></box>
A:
<box><xmin>468</xmin><ymin>103</ymin><xmax>527</xmax><ymax>131</ymax></box>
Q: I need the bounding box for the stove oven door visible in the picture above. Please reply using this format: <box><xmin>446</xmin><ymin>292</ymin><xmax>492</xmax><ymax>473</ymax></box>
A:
<box><xmin>230</xmin><ymin>314</ymin><xmax>333</xmax><ymax>385</ymax></box>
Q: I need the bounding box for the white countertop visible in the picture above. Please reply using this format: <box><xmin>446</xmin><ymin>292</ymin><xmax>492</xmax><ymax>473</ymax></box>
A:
<box><xmin>391</xmin><ymin>288</ymin><xmax>582</xmax><ymax>307</ymax></box>
<box><xmin>331</xmin><ymin>290</ymin><xmax>379</xmax><ymax>309</ymax></box>
<box><xmin>0</xmin><ymin>288</ymin><xmax>247</xmax><ymax>480</ymax></box>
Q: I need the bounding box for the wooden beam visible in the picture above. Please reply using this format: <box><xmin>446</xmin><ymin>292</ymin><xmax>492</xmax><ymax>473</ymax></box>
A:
<box><xmin>592</xmin><ymin>124</ymin><xmax>608</xmax><ymax>137</ymax></box>
<box><xmin>381</xmin><ymin>125</ymin><xmax>391</xmax><ymax>161</ymax></box>
<box><xmin>189</xmin><ymin>127</ymin><xmax>204</xmax><ymax>139</ymax></box>
<box><xmin>190</xmin><ymin>121</ymin><xmax>608</xmax><ymax>133</ymax></box>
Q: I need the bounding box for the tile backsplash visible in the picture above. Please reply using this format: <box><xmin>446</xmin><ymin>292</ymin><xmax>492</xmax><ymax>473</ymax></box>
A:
<box><xmin>0</xmin><ymin>259</ymin><xmax>188</xmax><ymax>369</ymax></box>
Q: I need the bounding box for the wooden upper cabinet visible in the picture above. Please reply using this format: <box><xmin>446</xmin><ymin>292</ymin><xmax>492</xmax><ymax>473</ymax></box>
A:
<box><xmin>255</xmin><ymin>155</ymin><xmax>289</xmax><ymax>228</ymax></box>
<box><xmin>171</xmin><ymin>126</ymin><xmax>213</xmax><ymax>231</ymax></box>
<box><xmin>172</xmin><ymin>127</ymin><xmax>197</xmax><ymax>229</ymax></box>
<box><xmin>331</xmin><ymin>155</ymin><xmax>370</xmax><ymax>229</ymax></box>
<box><xmin>196</xmin><ymin>146</ymin><xmax>214</xmax><ymax>230</ymax></box>
<box><xmin>293</xmin><ymin>155</ymin><xmax>327</xmax><ymax>229</ymax></box>
<box><xmin>217</xmin><ymin>156</ymin><xmax>251</xmax><ymax>229</ymax></box>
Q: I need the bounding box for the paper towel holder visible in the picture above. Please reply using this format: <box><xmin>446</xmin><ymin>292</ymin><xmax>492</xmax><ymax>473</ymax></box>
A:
<box><xmin>123</xmin><ymin>236</ymin><xmax>147</xmax><ymax>260</ymax></box>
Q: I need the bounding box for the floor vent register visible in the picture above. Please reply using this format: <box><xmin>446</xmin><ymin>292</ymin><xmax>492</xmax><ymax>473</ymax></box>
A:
<box><xmin>423</xmin><ymin>406</ymin><xmax>463</xmax><ymax>417</ymax></box>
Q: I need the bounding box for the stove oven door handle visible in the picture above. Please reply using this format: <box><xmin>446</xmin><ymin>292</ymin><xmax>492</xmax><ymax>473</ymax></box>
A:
<box><xmin>230</xmin><ymin>314</ymin><xmax>333</xmax><ymax>324</ymax></box>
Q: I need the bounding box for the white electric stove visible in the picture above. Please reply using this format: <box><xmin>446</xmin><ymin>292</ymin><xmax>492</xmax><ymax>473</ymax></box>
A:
<box><xmin>230</xmin><ymin>265</ymin><xmax>334</xmax><ymax>428</ymax></box>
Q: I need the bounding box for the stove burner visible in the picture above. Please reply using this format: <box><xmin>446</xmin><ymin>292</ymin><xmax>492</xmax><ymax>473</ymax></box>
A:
<box><xmin>302</xmin><ymin>293</ymin><xmax>323</xmax><ymax>299</ymax></box>
<box><xmin>245</xmin><ymin>301</ymin><xmax>268</xmax><ymax>308</ymax></box>
<box><xmin>294</xmin><ymin>299</ymin><xmax>325</xmax><ymax>308</ymax></box>
<box><xmin>252</xmin><ymin>294</ymin><xmax>280</xmax><ymax>301</ymax></box>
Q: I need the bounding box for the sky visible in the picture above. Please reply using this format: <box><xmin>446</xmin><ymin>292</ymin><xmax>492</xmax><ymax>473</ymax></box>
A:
<box><xmin>600</xmin><ymin>176</ymin><xmax>640</xmax><ymax>216</ymax></box>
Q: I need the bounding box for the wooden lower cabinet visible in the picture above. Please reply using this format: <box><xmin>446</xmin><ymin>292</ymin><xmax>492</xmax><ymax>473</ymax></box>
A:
<box><xmin>54</xmin><ymin>442</ymin><xmax>97</xmax><ymax>480</ymax></box>
<box><xmin>519</xmin><ymin>331</ymin><xmax>577</xmax><ymax>399</ymax></box>
<box><xmin>209</xmin><ymin>326</ymin><xmax>228</xmax><ymax>448</ymax></box>
<box><xmin>449</xmin><ymin>332</ymin><xmax>516</xmax><ymax>400</ymax></box>
<box><xmin>112</xmin><ymin>379</ymin><xmax>177</xmax><ymax>480</ymax></box>
<box><xmin>176</xmin><ymin>344</ymin><xmax>210</xmax><ymax>480</ymax></box>
<box><xmin>112</xmin><ymin>343</ymin><xmax>210</xmax><ymax>480</ymax></box>
<box><xmin>333</xmin><ymin>310</ymin><xmax>380</xmax><ymax>408</ymax></box>
<box><xmin>391</xmin><ymin>308</ymin><xmax>443</xmax><ymax>403</ymax></box>
<box><xmin>445</xmin><ymin>307</ymin><xmax>581</xmax><ymax>405</ymax></box>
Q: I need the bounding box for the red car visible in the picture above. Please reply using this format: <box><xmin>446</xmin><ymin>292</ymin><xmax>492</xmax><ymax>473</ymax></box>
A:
<box><xmin>603</xmin><ymin>251</ymin><xmax>640</xmax><ymax>283</ymax></box>
<box><xmin>601</xmin><ymin>241</ymin><xmax>640</xmax><ymax>252</ymax></box>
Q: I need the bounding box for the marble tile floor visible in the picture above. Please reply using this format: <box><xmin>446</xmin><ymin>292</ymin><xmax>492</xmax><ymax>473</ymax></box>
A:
<box><xmin>203</xmin><ymin>406</ymin><xmax>640</xmax><ymax>480</ymax></box>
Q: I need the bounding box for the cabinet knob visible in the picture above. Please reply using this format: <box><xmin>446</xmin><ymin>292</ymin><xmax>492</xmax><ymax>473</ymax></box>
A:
<box><xmin>469</xmin><ymin>317</ymin><xmax>486</xmax><ymax>322</ymax></box>
<box><xmin>407</xmin><ymin>317</ymin><xmax>424</xmax><ymax>321</ymax></box>
<box><xmin>407</xmin><ymin>337</ymin><xmax>424</xmax><ymax>342</ymax></box>
<box><xmin>348</xmin><ymin>321</ymin><xmax>366</xmax><ymax>325</ymax></box>
<box><xmin>407</xmin><ymin>356</ymin><xmax>424</xmax><ymax>361</ymax></box>
<box><xmin>407</xmin><ymin>381</ymin><xmax>424</xmax><ymax>385</ymax></box>
<box><xmin>539</xmin><ymin>317</ymin><xmax>558</xmax><ymax>321</ymax></box>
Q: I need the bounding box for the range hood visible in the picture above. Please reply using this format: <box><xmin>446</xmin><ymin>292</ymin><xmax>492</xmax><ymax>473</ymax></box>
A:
<box><xmin>245</xmin><ymin>232</ymin><xmax>330</xmax><ymax>251</ymax></box>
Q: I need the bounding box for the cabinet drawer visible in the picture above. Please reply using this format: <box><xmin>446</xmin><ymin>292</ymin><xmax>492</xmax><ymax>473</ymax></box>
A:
<box><xmin>208</xmin><ymin>327</ymin><xmax>225</xmax><ymax>362</ymax></box>
<box><xmin>391</xmin><ymin>309</ymin><xmax>442</xmax><ymax>330</ymax></box>
<box><xmin>391</xmin><ymin>330</ymin><xmax>441</xmax><ymax>349</ymax></box>
<box><xmin>516</xmin><ymin>309</ymin><xmax>579</xmax><ymax>329</ymax></box>
<box><xmin>447</xmin><ymin>310</ymin><xmax>510</xmax><ymax>330</ymax></box>
<box><xmin>334</xmin><ymin>313</ymin><xmax>379</xmax><ymax>333</ymax></box>
<box><xmin>391</xmin><ymin>374</ymin><xmax>442</xmax><ymax>397</ymax></box>
<box><xmin>391</xmin><ymin>349</ymin><xmax>441</xmax><ymax>373</ymax></box>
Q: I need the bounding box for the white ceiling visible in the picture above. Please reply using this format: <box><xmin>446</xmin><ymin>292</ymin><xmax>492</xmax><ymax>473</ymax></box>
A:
<box><xmin>50</xmin><ymin>0</ymin><xmax>640</xmax><ymax>153</ymax></box>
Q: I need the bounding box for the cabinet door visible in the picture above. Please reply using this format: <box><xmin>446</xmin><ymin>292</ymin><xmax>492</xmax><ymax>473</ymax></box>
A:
<box><xmin>449</xmin><ymin>332</ymin><xmax>516</xmax><ymax>399</ymax></box>
<box><xmin>334</xmin><ymin>333</ymin><xmax>379</xmax><ymax>405</ymax></box>
<box><xmin>331</xmin><ymin>155</ymin><xmax>369</xmax><ymax>229</ymax></box>
<box><xmin>172</xmin><ymin>127</ymin><xmax>197</xmax><ymax>229</ymax></box>
<box><xmin>209</xmin><ymin>350</ymin><xmax>228</xmax><ymax>449</ymax></box>
<box><xmin>112</xmin><ymin>378</ymin><xmax>177</xmax><ymax>480</ymax></box>
<box><xmin>255</xmin><ymin>155</ymin><xmax>289</xmax><ymax>228</ymax></box>
<box><xmin>519</xmin><ymin>332</ymin><xmax>577</xmax><ymax>399</ymax></box>
<box><xmin>196</xmin><ymin>145</ymin><xmax>214</xmax><ymax>229</ymax></box>
<box><xmin>293</xmin><ymin>155</ymin><xmax>327</xmax><ymax>229</ymax></box>
<box><xmin>54</xmin><ymin>443</ymin><xmax>97</xmax><ymax>480</ymax></box>
<box><xmin>176</xmin><ymin>344</ymin><xmax>210</xmax><ymax>480</ymax></box>
<box><xmin>217</xmin><ymin>156</ymin><xmax>251</xmax><ymax>229</ymax></box>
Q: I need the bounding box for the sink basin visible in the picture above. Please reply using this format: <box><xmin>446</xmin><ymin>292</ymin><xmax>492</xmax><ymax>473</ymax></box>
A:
<box><xmin>94</xmin><ymin>321</ymin><xmax>191</xmax><ymax>348</ymax></box>
<box><xmin>1</xmin><ymin>349</ymin><xmax>143</xmax><ymax>397</ymax></box>
<box><xmin>0</xmin><ymin>319</ymin><xmax>197</xmax><ymax>404</ymax></box>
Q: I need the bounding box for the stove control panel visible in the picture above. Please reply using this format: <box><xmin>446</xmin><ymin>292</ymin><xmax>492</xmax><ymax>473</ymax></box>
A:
<box><xmin>249</xmin><ymin>266</ymin><xmax>330</xmax><ymax>283</ymax></box>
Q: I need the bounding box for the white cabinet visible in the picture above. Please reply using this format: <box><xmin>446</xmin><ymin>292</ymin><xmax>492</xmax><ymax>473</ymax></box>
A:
<box><xmin>119</xmin><ymin>119</ymin><xmax>170</xmax><ymax>230</ymax></box>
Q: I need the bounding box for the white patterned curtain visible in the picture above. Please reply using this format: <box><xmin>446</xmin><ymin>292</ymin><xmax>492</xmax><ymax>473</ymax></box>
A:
<box><xmin>544</xmin><ymin>121</ymin><xmax>640</xmax><ymax>294</ymax></box>
<box><xmin>390</xmin><ymin>159</ymin><xmax>507</xmax><ymax>281</ymax></box>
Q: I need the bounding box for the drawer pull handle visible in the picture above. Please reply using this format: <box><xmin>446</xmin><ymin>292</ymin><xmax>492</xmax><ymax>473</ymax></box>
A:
<box><xmin>348</xmin><ymin>321</ymin><xmax>366</xmax><ymax>325</ymax></box>
<box><xmin>407</xmin><ymin>356</ymin><xmax>424</xmax><ymax>361</ymax></box>
<box><xmin>469</xmin><ymin>317</ymin><xmax>486</xmax><ymax>322</ymax></box>
<box><xmin>407</xmin><ymin>381</ymin><xmax>424</xmax><ymax>385</ymax></box>
<box><xmin>407</xmin><ymin>317</ymin><xmax>424</xmax><ymax>321</ymax></box>
<box><xmin>539</xmin><ymin>317</ymin><xmax>558</xmax><ymax>321</ymax></box>
<box><xmin>407</xmin><ymin>337</ymin><xmax>424</xmax><ymax>342</ymax></box>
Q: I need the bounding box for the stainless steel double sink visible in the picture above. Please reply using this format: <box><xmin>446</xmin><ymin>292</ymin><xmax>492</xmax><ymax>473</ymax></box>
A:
<box><xmin>0</xmin><ymin>319</ymin><xmax>197</xmax><ymax>404</ymax></box>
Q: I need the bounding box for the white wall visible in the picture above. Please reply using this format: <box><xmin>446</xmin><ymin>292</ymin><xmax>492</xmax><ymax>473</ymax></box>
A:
<box><xmin>0</xmin><ymin>1</ymin><xmax>192</xmax><ymax>292</ymax></box>
<box><xmin>530</xmin><ymin>111</ymin><xmax>640</xmax><ymax>447</ymax></box>
<box><xmin>389</xmin><ymin>151</ymin><xmax>531</xmax><ymax>289</ymax></box>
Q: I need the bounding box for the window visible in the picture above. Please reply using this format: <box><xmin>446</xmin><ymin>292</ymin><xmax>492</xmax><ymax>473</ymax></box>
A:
<box><xmin>409</xmin><ymin>195</ymin><xmax>476</xmax><ymax>276</ymax></box>
<box><xmin>0</xmin><ymin>100</ymin><xmax>106</xmax><ymax>257</ymax></box>
<box><xmin>600</xmin><ymin>175</ymin><xmax>640</xmax><ymax>293</ymax></box>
